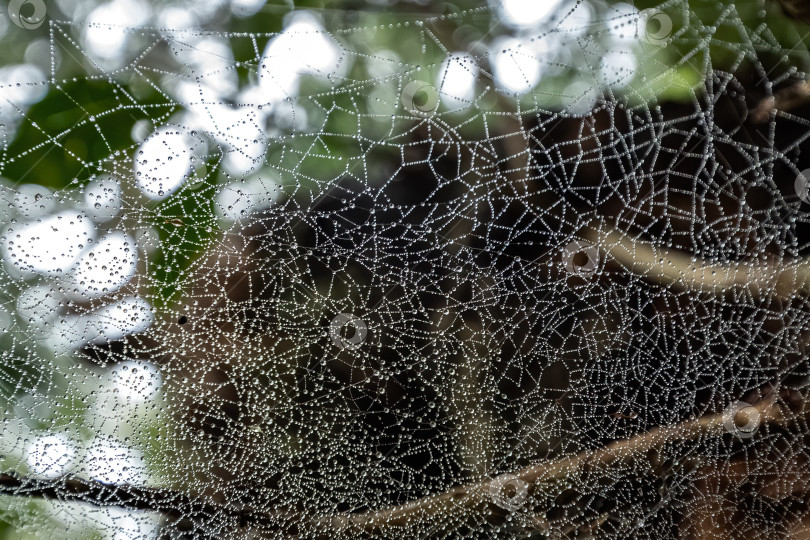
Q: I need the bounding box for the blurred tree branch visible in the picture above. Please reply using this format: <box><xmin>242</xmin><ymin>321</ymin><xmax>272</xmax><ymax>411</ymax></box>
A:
<box><xmin>583</xmin><ymin>222</ymin><xmax>810</xmax><ymax>298</ymax></box>
<box><xmin>4</xmin><ymin>389</ymin><xmax>806</xmax><ymax>536</ymax></box>
<box><xmin>328</xmin><ymin>392</ymin><xmax>795</xmax><ymax>534</ymax></box>
<box><xmin>772</xmin><ymin>0</ymin><xmax>810</xmax><ymax>25</ymax></box>
<box><xmin>751</xmin><ymin>80</ymin><xmax>810</xmax><ymax>123</ymax></box>
<box><xmin>0</xmin><ymin>472</ymin><xmax>289</xmax><ymax>533</ymax></box>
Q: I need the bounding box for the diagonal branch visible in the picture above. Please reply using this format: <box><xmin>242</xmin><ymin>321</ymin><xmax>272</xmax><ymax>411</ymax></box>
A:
<box><xmin>0</xmin><ymin>473</ymin><xmax>287</xmax><ymax>531</ymax></box>
<box><xmin>771</xmin><ymin>0</ymin><xmax>810</xmax><ymax>26</ymax></box>
<box><xmin>1</xmin><ymin>393</ymin><xmax>805</xmax><ymax>535</ymax></box>
<box><xmin>326</xmin><ymin>396</ymin><xmax>788</xmax><ymax>533</ymax></box>
<box><xmin>750</xmin><ymin>79</ymin><xmax>810</xmax><ymax>123</ymax></box>
<box><xmin>582</xmin><ymin>222</ymin><xmax>810</xmax><ymax>298</ymax></box>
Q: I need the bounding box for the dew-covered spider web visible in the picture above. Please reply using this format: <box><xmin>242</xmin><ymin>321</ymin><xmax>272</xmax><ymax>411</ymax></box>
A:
<box><xmin>2</xmin><ymin>0</ymin><xmax>810</xmax><ymax>538</ymax></box>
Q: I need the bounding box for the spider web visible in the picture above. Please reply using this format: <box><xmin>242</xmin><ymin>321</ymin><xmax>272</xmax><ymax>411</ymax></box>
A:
<box><xmin>1</xmin><ymin>1</ymin><xmax>810</xmax><ymax>538</ymax></box>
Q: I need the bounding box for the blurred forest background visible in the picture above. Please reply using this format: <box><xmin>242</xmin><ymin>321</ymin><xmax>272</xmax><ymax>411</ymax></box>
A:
<box><xmin>1</xmin><ymin>0</ymin><xmax>810</xmax><ymax>538</ymax></box>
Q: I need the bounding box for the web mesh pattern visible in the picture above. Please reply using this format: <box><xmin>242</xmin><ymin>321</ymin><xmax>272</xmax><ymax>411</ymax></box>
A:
<box><xmin>1</xmin><ymin>1</ymin><xmax>810</xmax><ymax>538</ymax></box>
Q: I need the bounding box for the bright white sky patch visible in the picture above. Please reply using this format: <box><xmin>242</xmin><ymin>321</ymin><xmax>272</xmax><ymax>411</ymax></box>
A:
<box><xmin>110</xmin><ymin>514</ymin><xmax>160</xmax><ymax>540</ymax></box>
<box><xmin>607</xmin><ymin>3</ymin><xmax>640</xmax><ymax>43</ymax></box>
<box><xmin>172</xmin><ymin>82</ymin><xmax>267</xmax><ymax>177</ymax></box>
<box><xmin>68</xmin><ymin>232</ymin><xmax>137</xmax><ymax>299</ymax></box>
<box><xmin>600</xmin><ymin>49</ymin><xmax>638</xmax><ymax>88</ymax></box>
<box><xmin>0</xmin><ymin>304</ymin><xmax>11</xmax><ymax>334</ymax></box>
<box><xmin>557</xmin><ymin>0</ymin><xmax>593</xmax><ymax>37</ymax></box>
<box><xmin>0</xmin><ymin>64</ymin><xmax>47</xmax><ymax>143</ymax></box>
<box><xmin>13</xmin><ymin>183</ymin><xmax>54</xmax><ymax>219</ymax></box>
<box><xmin>258</xmin><ymin>12</ymin><xmax>343</xmax><ymax>103</ymax></box>
<box><xmin>156</xmin><ymin>6</ymin><xmax>198</xmax><ymax>32</ymax></box>
<box><xmin>134</xmin><ymin>127</ymin><xmax>194</xmax><ymax>200</ymax></box>
<box><xmin>365</xmin><ymin>50</ymin><xmax>400</xmax><ymax>80</ymax></box>
<box><xmin>437</xmin><ymin>53</ymin><xmax>479</xmax><ymax>109</ymax></box>
<box><xmin>232</xmin><ymin>0</ymin><xmax>266</xmax><ymax>18</ymax></box>
<box><xmin>4</xmin><ymin>212</ymin><xmax>95</xmax><ymax>274</ymax></box>
<box><xmin>135</xmin><ymin>227</ymin><xmax>159</xmax><ymax>255</ymax></box>
<box><xmin>130</xmin><ymin>119</ymin><xmax>153</xmax><ymax>143</ymax></box>
<box><xmin>169</xmin><ymin>12</ymin><xmax>347</xmax><ymax>179</ymax></box>
<box><xmin>221</xmin><ymin>125</ymin><xmax>268</xmax><ymax>176</ymax></box>
<box><xmin>83</xmin><ymin>175</ymin><xmax>122</xmax><ymax>222</ymax></box>
<box><xmin>16</xmin><ymin>285</ymin><xmax>60</xmax><ymax>324</ymax></box>
<box><xmin>216</xmin><ymin>175</ymin><xmax>280</xmax><ymax>221</ymax></box>
<box><xmin>84</xmin><ymin>437</ymin><xmax>145</xmax><ymax>484</ymax></box>
<box><xmin>497</xmin><ymin>0</ymin><xmax>563</xmax><ymax>27</ymax></box>
<box><xmin>27</xmin><ymin>434</ymin><xmax>76</xmax><ymax>478</ymax></box>
<box><xmin>0</xmin><ymin>418</ymin><xmax>27</xmax><ymax>460</ymax></box>
<box><xmin>490</xmin><ymin>36</ymin><xmax>543</xmax><ymax>95</ymax></box>
<box><xmin>52</xmin><ymin>296</ymin><xmax>153</xmax><ymax>351</ymax></box>
<box><xmin>182</xmin><ymin>37</ymin><xmax>238</xmax><ymax>97</ymax></box>
<box><xmin>0</xmin><ymin>64</ymin><xmax>48</xmax><ymax>105</ymax></box>
<box><xmin>113</xmin><ymin>360</ymin><xmax>161</xmax><ymax>402</ymax></box>
<box><xmin>86</xmin><ymin>297</ymin><xmax>153</xmax><ymax>343</ymax></box>
<box><xmin>84</xmin><ymin>0</ymin><xmax>151</xmax><ymax>63</ymax></box>
<box><xmin>563</xmin><ymin>80</ymin><xmax>600</xmax><ymax>115</ymax></box>
<box><xmin>64</xmin><ymin>507</ymin><xmax>161</xmax><ymax>540</ymax></box>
